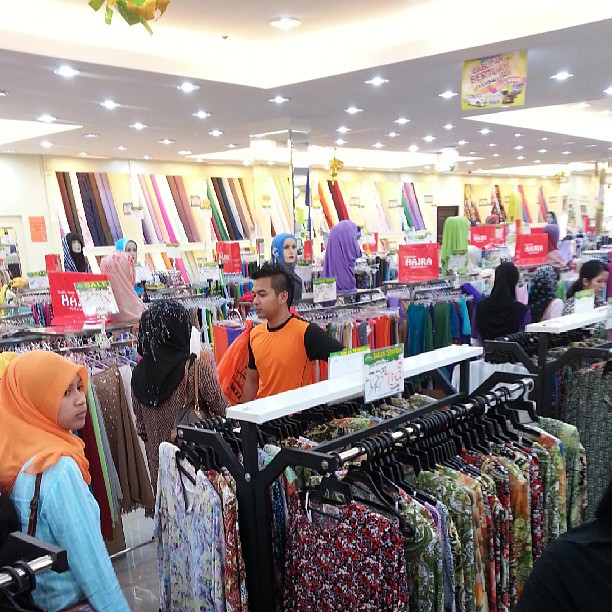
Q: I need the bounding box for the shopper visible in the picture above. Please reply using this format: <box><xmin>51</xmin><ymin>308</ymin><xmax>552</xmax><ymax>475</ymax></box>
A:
<box><xmin>62</xmin><ymin>232</ymin><xmax>90</xmax><ymax>273</ymax></box>
<box><xmin>528</xmin><ymin>265</ymin><xmax>563</xmax><ymax>323</ymax></box>
<box><xmin>131</xmin><ymin>300</ymin><xmax>229</xmax><ymax>494</ymax></box>
<box><xmin>115</xmin><ymin>237</ymin><xmax>138</xmax><ymax>261</ymax></box>
<box><xmin>545</xmin><ymin>210</ymin><xmax>557</xmax><ymax>224</ymax></box>
<box><xmin>271</xmin><ymin>232</ymin><xmax>303</xmax><ymax>301</ymax></box>
<box><xmin>516</xmin><ymin>476</ymin><xmax>612</xmax><ymax>612</ymax></box>
<box><xmin>242</xmin><ymin>263</ymin><xmax>344</xmax><ymax>402</ymax></box>
<box><xmin>322</xmin><ymin>220</ymin><xmax>361</xmax><ymax>293</ymax></box>
<box><xmin>0</xmin><ymin>351</ymin><xmax>129</xmax><ymax>611</ymax></box>
<box><xmin>100</xmin><ymin>251</ymin><xmax>146</xmax><ymax>324</ymax></box>
<box><xmin>562</xmin><ymin>259</ymin><xmax>609</xmax><ymax>315</ymax></box>
<box><xmin>473</xmin><ymin>262</ymin><xmax>530</xmax><ymax>342</ymax></box>
<box><xmin>543</xmin><ymin>224</ymin><xmax>568</xmax><ymax>268</ymax></box>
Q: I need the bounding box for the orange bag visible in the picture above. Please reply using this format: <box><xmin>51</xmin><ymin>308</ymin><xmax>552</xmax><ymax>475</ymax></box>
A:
<box><xmin>217</xmin><ymin>320</ymin><xmax>254</xmax><ymax>405</ymax></box>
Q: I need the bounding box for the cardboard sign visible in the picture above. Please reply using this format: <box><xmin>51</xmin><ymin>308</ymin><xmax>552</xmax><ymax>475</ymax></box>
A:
<box><xmin>364</xmin><ymin>345</ymin><xmax>404</xmax><ymax>403</ymax></box>
<box><xmin>514</xmin><ymin>233</ymin><xmax>548</xmax><ymax>267</ymax></box>
<box><xmin>328</xmin><ymin>345</ymin><xmax>370</xmax><ymax>380</ymax></box>
<box><xmin>29</xmin><ymin>216</ymin><xmax>48</xmax><ymax>243</ymax></box>
<box><xmin>74</xmin><ymin>280</ymin><xmax>119</xmax><ymax>324</ymax></box>
<box><xmin>216</xmin><ymin>241</ymin><xmax>242</xmax><ymax>274</ymax></box>
<box><xmin>48</xmin><ymin>272</ymin><xmax>109</xmax><ymax>326</ymax></box>
<box><xmin>398</xmin><ymin>243</ymin><xmax>439</xmax><ymax>282</ymax></box>
<box><xmin>27</xmin><ymin>271</ymin><xmax>49</xmax><ymax>290</ymax></box>
<box><xmin>313</xmin><ymin>277</ymin><xmax>337</xmax><ymax>303</ymax></box>
<box><xmin>470</xmin><ymin>226</ymin><xmax>497</xmax><ymax>250</ymax></box>
<box><xmin>574</xmin><ymin>289</ymin><xmax>595</xmax><ymax>314</ymax></box>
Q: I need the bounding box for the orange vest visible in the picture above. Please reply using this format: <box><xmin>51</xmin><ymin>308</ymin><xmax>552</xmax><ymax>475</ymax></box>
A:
<box><xmin>250</xmin><ymin>317</ymin><xmax>313</xmax><ymax>399</ymax></box>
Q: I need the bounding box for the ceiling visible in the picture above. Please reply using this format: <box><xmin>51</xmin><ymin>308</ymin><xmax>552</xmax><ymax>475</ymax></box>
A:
<box><xmin>0</xmin><ymin>2</ymin><xmax>611</xmax><ymax>175</ymax></box>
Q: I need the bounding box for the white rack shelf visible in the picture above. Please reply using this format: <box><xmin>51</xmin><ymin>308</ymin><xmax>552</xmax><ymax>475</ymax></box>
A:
<box><xmin>227</xmin><ymin>344</ymin><xmax>483</xmax><ymax>424</ymax></box>
<box><xmin>525</xmin><ymin>306</ymin><xmax>609</xmax><ymax>334</ymax></box>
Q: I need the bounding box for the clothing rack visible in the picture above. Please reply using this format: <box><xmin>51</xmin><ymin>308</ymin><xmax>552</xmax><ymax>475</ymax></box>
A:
<box><xmin>177</xmin><ymin>344</ymin><xmax>483</xmax><ymax>611</ymax></box>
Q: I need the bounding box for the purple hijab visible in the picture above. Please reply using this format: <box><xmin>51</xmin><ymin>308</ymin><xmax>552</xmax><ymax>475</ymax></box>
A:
<box><xmin>543</xmin><ymin>224</ymin><xmax>560</xmax><ymax>252</ymax></box>
<box><xmin>323</xmin><ymin>220</ymin><xmax>361</xmax><ymax>292</ymax></box>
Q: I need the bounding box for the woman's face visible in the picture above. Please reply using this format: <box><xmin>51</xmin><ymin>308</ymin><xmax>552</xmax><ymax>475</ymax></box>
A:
<box><xmin>57</xmin><ymin>375</ymin><xmax>87</xmax><ymax>430</ymax></box>
<box><xmin>546</xmin><ymin>212</ymin><xmax>555</xmax><ymax>224</ymax></box>
<box><xmin>125</xmin><ymin>241</ymin><xmax>137</xmax><ymax>261</ymax></box>
<box><xmin>283</xmin><ymin>238</ymin><xmax>297</xmax><ymax>263</ymax></box>
<box><xmin>71</xmin><ymin>239</ymin><xmax>82</xmax><ymax>253</ymax></box>
<box><xmin>583</xmin><ymin>270</ymin><xmax>609</xmax><ymax>297</ymax></box>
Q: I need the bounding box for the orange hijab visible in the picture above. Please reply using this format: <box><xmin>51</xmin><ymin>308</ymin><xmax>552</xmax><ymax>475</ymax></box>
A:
<box><xmin>0</xmin><ymin>351</ymin><xmax>91</xmax><ymax>495</ymax></box>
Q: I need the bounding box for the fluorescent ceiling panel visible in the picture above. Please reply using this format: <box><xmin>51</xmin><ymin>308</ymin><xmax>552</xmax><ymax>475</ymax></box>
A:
<box><xmin>0</xmin><ymin>119</ymin><xmax>81</xmax><ymax>146</ymax></box>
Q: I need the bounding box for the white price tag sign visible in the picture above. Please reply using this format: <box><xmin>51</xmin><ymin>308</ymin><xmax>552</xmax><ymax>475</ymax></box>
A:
<box><xmin>27</xmin><ymin>271</ymin><xmax>49</xmax><ymax>290</ymax></box>
<box><xmin>166</xmin><ymin>243</ymin><xmax>181</xmax><ymax>259</ymax></box>
<box><xmin>607</xmin><ymin>300</ymin><xmax>612</xmax><ymax>330</ymax></box>
<box><xmin>328</xmin><ymin>345</ymin><xmax>370</xmax><ymax>380</ymax></box>
<box><xmin>363</xmin><ymin>344</ymin><xmax>404</xmax><ymax>403</ymax></box>
<box><xmin>448</xmin><ymin>250</ymin><xmax>467</xmax><ymax>272</ymax></box>
<box><xmin>574</xmin><ymin>289</ymin><xmax>595</xmax><ymax>314</ymax></box>
<box><xmin>197</xmin><ymin>260</ymin><xmax>221</xmax><ymax>283</ymax></box>
<box><xmin>74</xmin><ymin>280</ymin><xmax>119</xmax><ymax>317</ymax></box>
<box><xmin>313</xmin><ymin>277</ymin><xmax>337</xmax><ymax>303</ymax></box>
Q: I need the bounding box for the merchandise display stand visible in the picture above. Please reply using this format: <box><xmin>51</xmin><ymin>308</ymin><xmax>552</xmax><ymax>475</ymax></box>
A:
<box><xmin>177</xmin><ymin>344</ymin><xmax>482</xmax><ymax>611</ymax></box>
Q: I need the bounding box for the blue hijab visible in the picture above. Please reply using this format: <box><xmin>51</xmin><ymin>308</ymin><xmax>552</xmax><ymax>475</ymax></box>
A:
<box><xmin>271</xmin><ymin>233</ymin><xmax>295</xmax><ymax>263</ymax></box>
<box><xmin>115</xmin><ymin>238</ymin><xmax>137</xmax><ymax>252</ymax></box>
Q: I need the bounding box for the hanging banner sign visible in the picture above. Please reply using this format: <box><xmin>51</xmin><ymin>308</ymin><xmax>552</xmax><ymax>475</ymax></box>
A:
<box><xmin>364</xmin><ymin>345</ymin><xmax>404</xmax><ymax>403</ymax></box>
<box><xmin>48</xmin><ymin>272</ymin><xmax>109</xmax><ymax>326</ymax></box>
<box><xmin>45</xmin><ymin>254</ymin><xmax>62</xmax><ymax>273</ymax></box>
<box><xmin>302</xmin><ymin>240</ymin><xmax>313</xmax><ymax>262</ymax></box>
<box><xmin>469</xmin><ymin>226</ymin><xmax>497</xmax><ymax>249</ymax></box>
<box><xmin>398</xmin><ymin>243</ymin><xmax>439</xmax><ymax>282</ymax></box>
<box><xmin>313</xmin><ymin>277</ymin><xmax>337</xmax><ymax>303</ymax></box>
<box><xmin>74</xmin><ymin>280</ymin><xmax>119</xmax><ymax>325</ymax></box>
<box><xmin>328</xmin><ymin>345</ymin><xmax>370</xmax><ymax>380</ymax></box>
<box><xmin>27</xmin><ymin>271</ymin><xmax>49</xmax><ymax>290</ymax></box>
<box><xmin>514</xmin><ymin>233</ymin><xmax>548</xmax><ymax>267</ymax></box>
<box><xmin>215</xmin><ymin>241</ymin><xmax>242</xmax><ymax>274</ymax></box>
<box><xmin>462</xmin><ymin>50</ymin><xmax>527</xmax><ymax>110</ymax></box>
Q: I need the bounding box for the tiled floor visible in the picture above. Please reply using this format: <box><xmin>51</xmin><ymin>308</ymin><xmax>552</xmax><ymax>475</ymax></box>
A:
<box><xmin>112</xmin><ymin>509</ymin><xmax>160</xmax><ymax>611</ymax></box>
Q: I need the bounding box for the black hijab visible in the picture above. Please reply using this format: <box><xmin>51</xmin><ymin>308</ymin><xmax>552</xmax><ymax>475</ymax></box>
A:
<box><xmin>475</xmin><ymin>262</ymin><xmax>528</xmax><ymax>340</ymax></box>
<box><xmin>131</xmin><ymin>300</ymin><xmax>192</xmax><ymax>407</ymax></box>
<box><xmin>528</xmin><ymin>265</ymin><xmax>558</xmax><ymax>323</ymax></box>
<box><xmin>65</xmin><ymin>232</ymin><xmax>89</xmax><ymax>273</ymax></box>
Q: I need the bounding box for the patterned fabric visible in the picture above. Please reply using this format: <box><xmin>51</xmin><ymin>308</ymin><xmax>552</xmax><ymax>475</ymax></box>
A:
<box><xmin>284</xmin><ymin>498</ymin><xmax>409</xmax><ymax>610</ymax></box>
<box><xmin>434</xmin><ymin>501</ymin><xmax>456</xmax><ymax>612</ymax></box>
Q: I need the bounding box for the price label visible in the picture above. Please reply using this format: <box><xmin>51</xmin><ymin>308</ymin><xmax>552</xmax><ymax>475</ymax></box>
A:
<box><xmin>328</xmin><ymin>345</ymin><xmax>370</xmax><ymax>380</ymax></box>
<box><xmin>574</xmin><ymin>289</ymin><xmax>595</xmax><ymax>314</ymax></box>
<box><xmin>166</xmin><ymin>243</ymin><xmax>181</xmax><ymax>259</ymax></box>
<box><xmin>363</xmin><ymin>345</ymin><xmax>404</xmax><ymax>403</ymax></box>
<box><xmin>197</xmin><ymin>260</ymin><xmax>221</xmax><ymax>283</ymax></box>
<box><xmin>74</xmin><ymin>280</ymin><xmax>119</xmax><ymax>319</ymax></box>
<box><xmin>190</xmin><ymin>195</ymin><xmax>201</xmax><ymax>208</ymax></box>
<box><xmin>448</xmin><ymin>250</ymin><xmax>467</xmax><ymax>272</ymax></box>
<box><xmin>27</xmin><ymin>271</ymin><xmax>49</xmax><ymax>290</ymax></box>
<box><xmin>313</xmin><ymin>277</ymin><xmax>337</xmax><ymax>303</ymax></box>
<box><xmin>607</xmin><ymin>299</ymin><xmax>612</xmax><ymax>330</ymax></box>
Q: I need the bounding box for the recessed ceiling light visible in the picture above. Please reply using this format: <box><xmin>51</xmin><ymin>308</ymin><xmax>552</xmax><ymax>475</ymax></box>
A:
<box><xmin>54</xmin><ymin>65</ymin><xmax>78</xmax><ymax>78</ymax></box>
<box><xmin>159</xmin><ymin>138</ymin><xmax>174</xmax><ymax>145</ymax></box>
<box><xmin>539</xmin><ymin>137</ymin><xmax>549</xmax><ymax>141</ymax></box>
<box><xmin>357</xmin><ymin>166</ymin><xmax>365</xmax><ymax>171</ymax></box>
<box><xmin>37</xmin><ymin>114</ymin><xmax>56</xmax><ymax>123</ymax></box>
<box><xmin>468</xmin><ymin>151</ymin><xmax>476</xmax><ymax>155</ymax></box>
<box><xmin>131</xmin><ymin>122</ymin><xmax>146</xmax><ymax>130</ymax></box>
<box><xmin>365</xmin><ymin>77</ymin><xmax>388</xmax><ymax>86</ymax></box>
<box><xmin>479</xmin><ymin>128</ymin><xmax>492</xmax><ymax>135</ymax></box>
<box><xmin>242</xmin><ymin>160</ymin><xmax>252</xmax><ymax>166</ymax></box>
<box><xmin>335</xmin><ymin>139</ymin><xmax>346</xmax><ymax>145</ymax></box>
<box><xmin>605</xmin><ymin>86</ymin><xmax>612</xmax><ymax>95</ymax></box>
<box><xmin>514</xmin><ymin>145</ymin><xmax>524</xmax><ymax>150</ymax></box>
<box><xmin>550</xmin><ymin>71</ymin><xmax>573</xmax><ymax>81</ymax></box>
<box><xmin>269</xmin><ymin>17</ymin><xmax>301</xmax><ymax>30</ymax></box>
<box><xmin>492</xmin><ymin>153</ymin><xmax>500</xmax><ymax>158</ymax></box>
<box><xmin>1</xmin><ymin>149</ymin><xmax>15</xmax><ymax>153</ymax></box>
<box><xmin>39</xmin><ymin>141</ymin><xmax>53</xmax><ymax>148</ymax></box>
<box><xmin>533</xmin><ymin>159</ymin><xmax>541</xmax><ymax>163</ymax></box>
<box><xmin>100</xmin><ymin>99</ymin><xmax>119</xmax><ymax>110</ymax></box>
<box><xmin>196</xmin><ymin>157</ymin><xmax>203</xmax><ymax>163</ymax></box>
<box><xmin>537</xmin><ymin>149</ymin><xmax>548</xmax><ymax>153</ymax></box>
<box><xmin>438</xmin><ymin>90</ymin><xmax>457</xmax><ymax>99</ymax></box>
<box><xmin>424</xmin><ymin>165</ymin><xmax>431</xmax><ymax>170</ymax></box>
<box><xmin>265</xmin><ymin>161</ymin><xmax>275</xmax><ymax>166</ymax></box>
<box><xmin>395</xmin><ymin>117</ymin><xmax>410</xmax><ymax>125</ymax></box>
<box><xmin>209</xmin><ymin>130</ymin><xmax>223</xmax><ymax>137</ymax></box>
<box><xmin>514</xmin><ymin>133</ymin><xmax>523</xmax><ymax>137</ymax></box>
<box><xmin>388</xmin><ymin>132</ymin><xmax>399</xmax><ymax>138</ymax></box>
<box><xmin>563</xmin><ymin>141</ymin><xmax>575</xmax><ymax>145</ymax></box>
<box><xmin>269</xmin><ymin>95</ymin><xmax>289</xmax><ymax>104</ymax></box>
<box><xmin>345</xmin><ymin>106</ymin><xmax>363</xmax><ymax>114</ymax></box>
<box><xmin>193</xmin><ymin>111</ymin><xmax>211</xmax><ymax>119</ymax></box>
<box><xmin>585</xmin><ymin>144</ymin><xmax>597</xmax><ymax>147</ymax></box>
<box><xmin>143</xmin><ymin>155</ymin><xmax>151</xmax><ymax>160</ymax></box>
<box><xmin>116</xmin><ymin>145</ymin><xmax>127</xmax><ymax>151</ymax></box>
<box><xmin>444</xmin><ymin>123</ymin><xmax>453</xmax><ymax>130</ymax></box>
<box><xmin>83</xmin><ymin>133</ymin><xmax>99</xmax><ymax>138</ymax></box>
<box><xmin>227</xmin><ymin>143</ymin><xmax>238</xmax><ymax>149</ymax></box>
<box><xmin>457</xmin><ymin>140</ymin><xmax>468</xmax><ymax>146</ymax></box>
<box><xmin>477</xmin><ymin>169</ymin><xmax>484</xmax><ymax>172</ymax></box>
<box><xmin>337</xmin><ymin>126</ymin><xmax>351</xmax><ymax>134</ymax></box>
<box><xmin>561</xmin><ymin>150</ymin><xmax>571</xmax><ymax>155</ymax></box>
<box><xmin>0</xmin><ymin>91</ymin><xmax>7</xmax><ymax>97</ymax></box>
<box><xmin>488</xmin><ymin>143</ymin><xmax>497</xmax><ymax>147</ymax></box>
<box><xmin>494</xmin><ymin>164</ymin><xmax>501</xmax><ymax>167</ymax></box>
<box><xmin>177</xmin><ymin>82</ymin><xmax>200</xmax><ymax>93</ymax></box>
<box><xmin>422</xmin><ymin>135</ymin><xmax>436</xmax><ymax>142</ymax></box>
<box><xmin>574</xmin><ymin>102</ymin><xmax>591</xmax><ymax>109</ymax></box>
<box><xmin>598</xmin><ymin>110</ymin><xmax>611</xmax><ymax>116</ymax></box>
<box><xmin>372</xmin><ymin>142</ymin><xmax>384</xmax><ymax>148</ymax></box>
<box><xmin>79</xmin><ymin>152</ymin><xmax>87</xmax><ymax>157</ymax></box>
<box><xmin>517</xmin><ymin>155</ymin><xmax>525</xmax><ymax>160</ymax></box>
<box><xmin>408</xmin><ymin>145</ymin><xmax>419</xmax><ymax>152</ymax></box>
<box><xmin>178</xmin><ymin>150</ymin><xmax>192</xmax><ymax>155</ymax></box>
<box><xmin>466</xmin><ymin>161</ymin><xmax>474</xmax><ymax>165</ymax></box>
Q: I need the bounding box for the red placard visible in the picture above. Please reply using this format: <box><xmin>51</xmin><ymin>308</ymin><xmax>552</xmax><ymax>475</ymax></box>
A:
<box><xmin>215</xmin><ymin>241</ymin><xmax>242</xmax><ymax>274</ymax></box>
<box><xmin>514</xmin><ymin>234</ymin><xmax>548</xmax><ymax>267</ymax></box>
<box><xmin>45</xmin><ymin>254</ymin><xmax>62</xmax><ymax>272</ymax></box>
<box><xmin>398</xmin><ymin>243</ymin><xmax>439</xmax><ymax>282</ymax></box>
<box><xmin>48</xmin><ymin>271</ymin><xmax>109</xmax><ymax>326</ymax></box>
<box><xmin>302</xmin><ymin>240</ymin><xmax>313</xmax><ymax>262</ymax></box>
<box><xmin>531</xmin><ymin>226</ymin><xmax>544</xmax><ymax>234</ymax></box>
<box><xmin>583</xmin><ymin>216</ymin><xmax>595</xmax><ymax>233</ymax></box>
<box><xmin>470</xmin><ymin>226</ymin><xmax>496</xmax><ymax>250</ymax></box>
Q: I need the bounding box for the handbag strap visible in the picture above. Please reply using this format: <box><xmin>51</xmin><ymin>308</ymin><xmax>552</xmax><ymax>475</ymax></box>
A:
<box><xmin>27</xmin><ymin>473</ymin><xmax>43</xmax><ymax>537</ymax></box>
<box><xmin>182</xmin><ymin>357</ymin><xmax>199</xmax><ymax>407</ymax></box>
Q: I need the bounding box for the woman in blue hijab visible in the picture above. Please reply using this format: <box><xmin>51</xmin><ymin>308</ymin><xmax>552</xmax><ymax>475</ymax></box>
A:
<box><xmin>270</xmin><ymin>233</ymin><xmax>303</xmax><ymax>301</ymax></box>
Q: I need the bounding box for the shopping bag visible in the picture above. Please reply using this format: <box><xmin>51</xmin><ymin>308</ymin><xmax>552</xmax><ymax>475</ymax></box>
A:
<box><xmin>217</xmin><ymin>320</ymin><xmax>254</xmax><ymax>405</ymax></box>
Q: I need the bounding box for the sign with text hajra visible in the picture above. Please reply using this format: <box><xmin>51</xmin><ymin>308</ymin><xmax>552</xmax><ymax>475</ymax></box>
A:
<box><xmin>364</xmin><ymin>345</ymin><xmax>404</xmax><ymax>403</ymax></box>
<box><xmin>216</xmin><ymin>241</ymin><xmax>242</xmax><ymax>274</ymax></box>
<box><xmin>514</xmin><ymin>233</ymin><xmax>548</xmax><ymax>267</ymax></box>
<box><xmin>470</xmin><ymin>226</ymin><xmax>497</xmax><ymax>250</ymax></box>
<box><xmin>398</xmin><ymin>243</ymin><xmax>439</xmax><ymax>282</ymax></box>
<box><xmin>48</xmin><ymin>272</ymin><xmax>109</xmax><ymax>326</ymax></box>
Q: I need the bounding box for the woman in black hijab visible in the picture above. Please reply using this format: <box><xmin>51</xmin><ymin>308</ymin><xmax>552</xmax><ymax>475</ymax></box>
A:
<box><xmin>131</xmin><ymin>300</ymin><xmax>228</xmax><ymax>496</ymax></box>
<box><xmin>473</xmin><ymin>262</ymin><xmax>530</xmax><ymax>343</ymax></box>
<box><xmin>62</xmin><ymin>232</ymin><xmax>90</xmax><ymax>273</ymax></box>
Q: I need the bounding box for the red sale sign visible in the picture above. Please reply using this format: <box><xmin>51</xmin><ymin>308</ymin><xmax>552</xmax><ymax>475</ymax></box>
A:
<box><xmin>514</xmin><ymin>234</ymin><xmax>548</xmax><ymax>267</ymax></box>
<box><xmin>398</xmin><ymin>243</ymin><xmax>439</xmax><ymax>282</ymax></box>
<box><xmin>215</xmin><ymin>241</ymin><xmax>242</xmax><ymax>274</ymax></box>
<box><xmin>470</xmin><ymin>226</ymin><xmax>496</xmax><ymax>250</ymax></box>
<box><xmin>48</xmin><ymin>272</ymin><xmax>109</xmax><ymax>326</ymax></box>
<box><xmin>302</xmin><ymin>240</ymin><xmax>313</xmax><ymax>262</ymax></box>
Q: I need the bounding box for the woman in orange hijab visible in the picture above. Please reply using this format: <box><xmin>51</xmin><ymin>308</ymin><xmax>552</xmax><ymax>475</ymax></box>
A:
<box><xmin>0</xmin><ymin>351</ymin><xmax>129</xmax><ymax>611</ymax></box>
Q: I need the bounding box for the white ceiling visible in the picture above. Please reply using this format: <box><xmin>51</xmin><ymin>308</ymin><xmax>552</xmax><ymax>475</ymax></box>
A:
<box><xmin>0</xmin><ymin>2</ymin><xmax>611</xmax><ymax>174</ymax></box>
